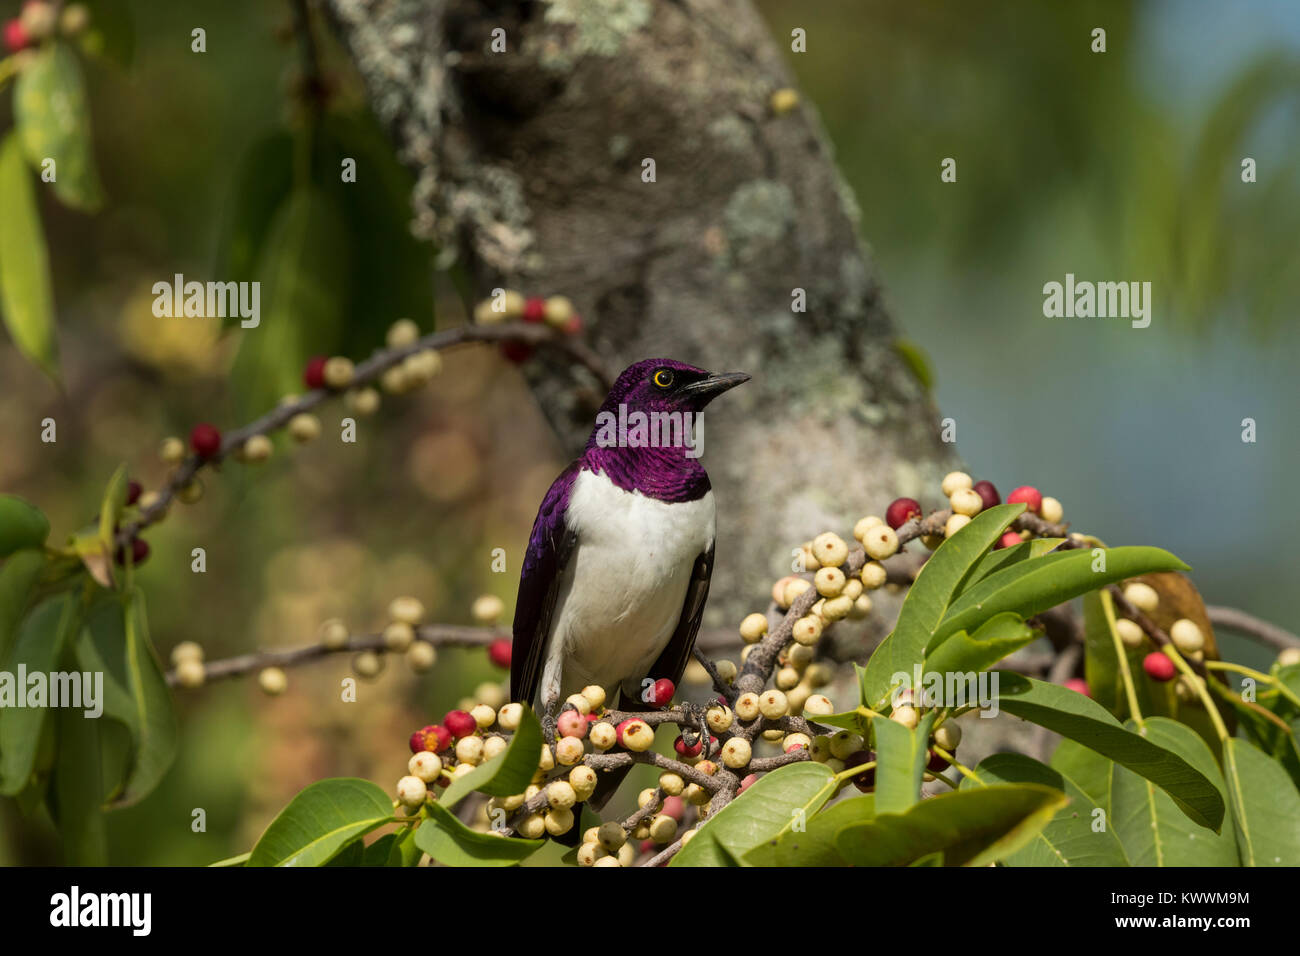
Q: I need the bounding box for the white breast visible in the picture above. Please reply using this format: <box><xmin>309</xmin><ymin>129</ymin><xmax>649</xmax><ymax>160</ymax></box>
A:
<box><xmin>539</xmin><ymin>469</ymin><xmax>715</xmax><ymax>707</ymax></box>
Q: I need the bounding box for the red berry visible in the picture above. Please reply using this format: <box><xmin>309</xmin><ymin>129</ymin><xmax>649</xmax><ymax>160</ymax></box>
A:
<box><xmin>409</xmin><ymin>731</ymin><xmax>426</xmax><ymax>754</ymax></box>
<box><xmin>662</xmin><ymin>795</ymin><xmax>684</xmax><ymax>820</ymax></box>
<box><xmin>926</xmin><ymin>749</ymin><xmax>948</xmax><ymax>771</ymax></box>
<box><xmin>1006</xmin><ymin>485</ymin><xmax>1043</xmax><ymax>514</ymax></box>
<box><xmin>499</xmin><ymin>341</ymin><xmax>533</xmax><ymax>364</ymax></box>
<box><xmin>444</xmin><ymin>710</ymin><xmax>477</xmax><ymax>739</ymax></box>
<box><xmin>426</xmin><ymin>724</ymin><xmax>452</xmax><ymax>752</ymax></box>
<box><xmin>488</xmin><ymin>639</ymin><xmax>512</xmax><ymax>669</ymax></box>
<box><xmin>1064</xmin><ymin>678</ymin><xmax>1090</xmax><ymax>697</ymax></box>
<box><xmin>3</xmin><ymin>19</ymin><xmax>28</xmax><ymax>52</ymax></box>
<box><xmin>585</xmin><ymin>712</ymin><xmax>599</xmax><ymax>724</ymax></box>
<box><xmin>114</xmin><ymin>537</ymin><xmax>150</xmax><ymax>566</ymax></box>
<box><xmin>563</xmin><ymin>313</ymin><xmax>584</xmax><ymax>335</ymax></box>
<box><xmin>303</xmin><ymin>355</ymin><xmax>328</xmax><ymax>389</ymax></box>
<box><xmin>738</xmin><ymin>773</ymin><xmax>759</xmax><ymax>793</ymax></box>
<box><xmin>843</xmin><ymin>751</ymin><xmax>875</xmax><ymax>792</ymax></box>
<box><xmin>189</xmin><ymin>423</ymin><xmax>221</xmax><ymax>459</ymax></box>
<box><xmin>996</xmin><ymin>531</ymin><xmax>1022</xmax><ymax>549</ymax></box>
<box><xmin>125</xmin><ymin>480</ymin><xmax>142</xmax><ymax>506</ymax></box>
<box><xmin>673</xmin><ymin>734</ymin><xmax>703</xmax><ymax>758</ymax></box>
<box><xmin>649</xmin><ymin>678</ymin><xmax>675</xmax><ymax>708</ymax></box>
<box><xmin>521</xmin><ymin>297</ymin><xmax>545</xmax><ymax>323</ymax></box>
<box><xmin>885</xmin><ymin>497</ymin><xmax>922</xmax><ymax>530</ymax></box>
<box><xmin>972</xmin><ymin>480</ymin><xmax>1001</xmax><ymax>510</ymax></box>
<box><xmin>1142</xmin><ymin>653</ymin><xmax>1176</xmax><ymax>683</ymax></box>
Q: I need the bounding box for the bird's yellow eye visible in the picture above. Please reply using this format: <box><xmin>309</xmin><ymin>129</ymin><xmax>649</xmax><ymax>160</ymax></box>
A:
<box><xmin>653</xmin><ymin>369</ymin><xmax>674</xmax><ymax>389</ymax></box>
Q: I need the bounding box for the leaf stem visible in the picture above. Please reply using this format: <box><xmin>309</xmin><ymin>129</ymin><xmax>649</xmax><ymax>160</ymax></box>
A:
<box><xmin>1205</xmin><ymin>660</ymin><xmax>1300</xmax><ymax>711</ymax></box>
<box><xmin>1164</xmin><ymin>646</ymin><xmax>1230</xmax><ymax>742</ymax></box>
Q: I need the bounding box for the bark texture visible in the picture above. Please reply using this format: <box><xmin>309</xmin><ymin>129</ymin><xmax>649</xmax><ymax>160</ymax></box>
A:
<box><xmin>325</xmin><ymin>0</ymin><xmax>960</xmax><ymax>650</ymax></box>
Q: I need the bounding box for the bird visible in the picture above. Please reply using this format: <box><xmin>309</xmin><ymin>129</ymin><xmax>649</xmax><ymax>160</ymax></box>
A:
<box><xmin>510</xmin><ymin>358</ymin><xmax>749</xmax><ymax>810</ymax></box>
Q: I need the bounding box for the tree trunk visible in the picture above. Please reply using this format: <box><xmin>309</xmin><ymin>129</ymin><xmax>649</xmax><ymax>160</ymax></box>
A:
<box><xmin>325</xmin><ymin>0</ymin><xmax>960</xmax><ymax>652</ymax></box>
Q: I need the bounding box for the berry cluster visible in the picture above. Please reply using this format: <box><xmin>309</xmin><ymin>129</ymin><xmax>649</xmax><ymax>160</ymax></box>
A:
<box><xmin>3</xmin><ymin>1</ymin><xmax>86</xmax><ymax>54</ymax></box>
<box><xmin>472</xmin><ymin>291</ymin><xmax>583</xmax><ymax>363</ymax></box>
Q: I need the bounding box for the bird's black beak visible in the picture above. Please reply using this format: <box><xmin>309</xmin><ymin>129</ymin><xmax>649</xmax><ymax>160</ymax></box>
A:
<box><xmin>678</xmin><ymin>371</ymin><xmax>751</xmax><ymax>400</ymax></box>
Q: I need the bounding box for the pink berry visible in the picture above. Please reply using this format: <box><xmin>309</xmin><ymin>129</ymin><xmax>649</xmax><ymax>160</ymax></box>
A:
<box><xmin>303</xmin><ymin>355</ymin><xmax>328</xmax><ymax>389</ymax></box>
<box><xmin>662</xmin><ymin>795</ymin><xmax>684</xmax><ymax>820</ymax></box>
<box><xmin>557</xmin><ymin>710</ymin><xmax>588</xmax><ymax>739</ymax></box>
<box><xmin>650</xmin><ymin>678</ymin><xmax>675</xmax><ymax>708</ymax></box>
<box><xmin>189</xmin><ymin>423</ymin><xmax>221</xmax><ymax>459</ymax></box>
<box><xmin>972</xmin><ymin>480</ymin><xmax>1001</xmax><ymax>510</ymax></box>
<box><xmin>996</xmin><ymin>531</ymin><xmax>1022</xmax><ymax>550</ymax></box>
<box><xmin>444</xmin><ymin>710</ymin><xmax>477</xmax><ymax>739</ymax></box>
<box><xmin>408</xmin><ymin>731</ymin><xmax>426</xmax><ymax>754</ymax></box>
<box><xmin>1006</xmin><ymin>485</ymin><xmax>1043</xmax><ymax>514</ymax></box>
<box><xmin>1064</xmin><ymin>678</ymin><xmax>1090</xmax><ymax>697</ymax></box>
<box><xmin>885</xmin><ymin>497</ymin><xmax>922</xmax><ymax>530</ymax></box>
<box><xmin>1142</xmin><ymin>653</ymin><xmax>1175</xmax><ymax>683</ymax></box>
<box><xmin>738</xmin><ymin>773</ymin><xmax>759</xmax><ymax>793</ymax></box>
<box><xmin>563</xmin><ymin>313</ymin><xmax>584</xmax><ymax>335</ymax></box>
<box><xmin>488</xmin><ymin>639</ymin><xmax>512</xmax><ymax>669</ymax></box>
<box><xmin>521</xmin><ymin>297</ymin><xmax>546</xmax><ymax>323</ymax></box>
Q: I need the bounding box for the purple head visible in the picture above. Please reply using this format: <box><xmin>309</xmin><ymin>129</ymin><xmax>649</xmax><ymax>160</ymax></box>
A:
<box><xmin>583</xmin><ymin>359</ymin><xmax>749</xmax><ymax>501</ymax></box>
<box><xmin>595</xmin><ymin>359</ymin><xmax>750</xmax><ymax>418</ymax></box>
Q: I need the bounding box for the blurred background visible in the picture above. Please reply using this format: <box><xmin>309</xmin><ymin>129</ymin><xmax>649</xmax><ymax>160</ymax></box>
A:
<box><xmin>1</xmin><ymin>0</ymin><xmax>1297</xmax><ymax>863</ymax></box>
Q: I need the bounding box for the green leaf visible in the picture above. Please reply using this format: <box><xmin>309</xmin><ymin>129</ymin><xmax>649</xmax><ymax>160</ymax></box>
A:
<box><xmin>111</xmin><ymin>589</ymin><xmax>178</xmax><ymax>805</ymax></box>
<box><xmin>0</xmin><ymin>550</ymin><xmax>45</xmax><ymax>664</ymax></box>
<box><xmin>962</xmin><ymin>537</ymin><xmax>1066</xmax><ymax>586</ymax></box>
<box><xmin>861</xmin><ymin>504</ymin><xmax>1025</xmax><ymax>708</ymax></box>
<box><xmin>933</xmin><ymin>546</ymin><xmax>1190</xmax><ymax>648</ymax></box>
<box><xmin>0</xmin><ymin>496</ymin><xmax>50</xmax><ymax>557</ymax></box>
<box><xmin>229</xmin><ymin>186</ymin><xmax>350</xmax><ymax>415</ymax></box>
<box><xmin>1222</xmin><ymin>736</ymin><xmax>1300</xmax><ymax>866</ymax></box>
<box><xmin>924</xmin><ymin>612</ymin><xmax>1038</xmax><ymax>677</ymax></box>
<box><xmin>248</xmin><ymin>778</ymin><xmax>395</xmax><ymax>866</ymax></box>
<box><xmin>1050</xmin><ymin>737</ymin><xmax>1114</xmax><ymax>814</ymax></box>
<box><xmin>873</xmin><ymin>709</ymin><xmax>935</xmax><ymax>815</ymax></box>
<box><xmin>671</xmin><ymin>762</ymin><xmax>836</xmax><ymax>867</ymax></box>
<box><xmin>0</xmin><ymin>592</ymin><xmax>80</xmax><ymax>794</ymax></box>
<box><xmin>744</xmin><ymin>794</ymin><xmax>876</xmax><ymax>866</ymax></box>
<box><xmin>382</xmin><ymin>825</ymin><xmax>424</xmax><ymax>867</ymax></box>
<box><xmin>0</xmin><ymin>133</ymin><xmax>57</xmax><ymax>381</ymax></box>
<box><xmin>836</xmin><ymin>784</ymin><xmax>1068</xmax><ymax>867</ymax></box>
<box><xmin>14</xmin><ymin>42</ymin><xmax>104</xmax><ymax>211</ymax></box>
<box><xmin>1110</xmin><ymin>718</ymin><xmax>1238</xmax><ymax>866</ymax></box>
<box><xmin>416</xmin><ymin>802</ymin><xmax>543</xmax><ymax>867</ymax></box>
<box><xmin>50</xmin><ymin>697</ymin><xmax>107</xmax><ymax>865</ymax></box>
<box><xmin>960</xmin><ymin>753</ymin><xmax>1128</xmax><ymax>866</ymax></box>
<box><xmin>97</xmin><ymin>465</ymin><xmax>129</xmax><ymax>564</ymax></box>
<box><xmin>995</xmin><ymin>675</ymin><xmax>1225</xmax><ymax>831</ymax></box>
<box><xmin>439</xmin><ymin>704</ymin><xmax>544</xmax><ymax>809</ymax></box>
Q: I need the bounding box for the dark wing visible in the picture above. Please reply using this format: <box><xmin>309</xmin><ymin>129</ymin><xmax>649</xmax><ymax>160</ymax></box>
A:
<box><xmin>511</xmin><ymin>461</ymin><xmax>581</xmax><ymax>708</ymax></box>
<box><xmin>625</xmin><ymin>544</ymin><xmax>715</xmax><ymax>712</ymax></box>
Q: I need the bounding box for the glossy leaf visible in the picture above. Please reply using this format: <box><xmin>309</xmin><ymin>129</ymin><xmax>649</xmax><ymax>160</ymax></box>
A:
<box><xmin>0</xmin><ymin>549</ymin><xmax>44</xmax><ymax>664</ymax></box>
<box><xmin>416</xmin><ymin>802</ymin><xmax>543</xmax><ymax>867</ymax></box>
<box><xmin>836</xmin><ymin>784</ymin><xmax>1068</xmax><ymax>867</ymax></box>
<box><xmin>115</xmin><ymin>589</ymin><xmax>178</xmax><ymax>805</ymax></box>
<box><xmin>1050</xmin><ymin>737</ymin><xmax>1114</xmax><ymax>814</ymax></box>
<box><xmin>14</xmin><ymin>42</ymin><xmax>104</xmax><ymax>211</ymax></box>
<box><xmin>1222</xmin><ymin>736</ymin><xmax>1300</xmax><ymax>866</ymax></box>
<box><xmin>248</xmin><ymin>778</ymin><xmax>395</xmax><ymax>866</ymax></box>
<box><xmin>1109</xmin><ymin>718</ymin><xmax>1237</xmax><ymax>866</ymax></box>
<box><xmin>671</xmin><ymin>762</ymin><xmax>835</xmax><ymax>867</ymax></box>
<box><xmin>960</xmin><ymin>753</ymin><xmax>1128</xmax><ymax>866</ymax></box>
<box><xmin>0</xmin><ymin>134</ymin><xmax>58</xmax><ymax>381</ymax></box>
<box><xmin>933</xmin><ymin>546</ymin><xmax>1190</xmax><ymax>648</ymax></box>
<box><xmin>995</xmin><ymin>675</ymin><xmax>1224</xmax><ymax>831</ymax></box>
<box><xmin>924</xmin><ymin>612</ymin><xmax>1037</xmax><ymax>677</ymax></box>
<box><xmin>0</xmin><ymin>495</ymin><xmax>50</xmax><ymax>557</ymax></box>
<box><xmin>744</xmin><ymin>794</ymin><xmax>876</xmax><ymax>867</ymax></box>
<box><xmin>873</xmin><ymin>709</ymin><xmax>935</xmax><ymax>815</ymax></box>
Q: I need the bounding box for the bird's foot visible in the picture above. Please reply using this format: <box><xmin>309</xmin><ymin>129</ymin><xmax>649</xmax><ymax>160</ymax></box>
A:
<box><xmin>677</xmin><ymin>700</ymin><xmax>712</xmax><ymax>758</ymax></box>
